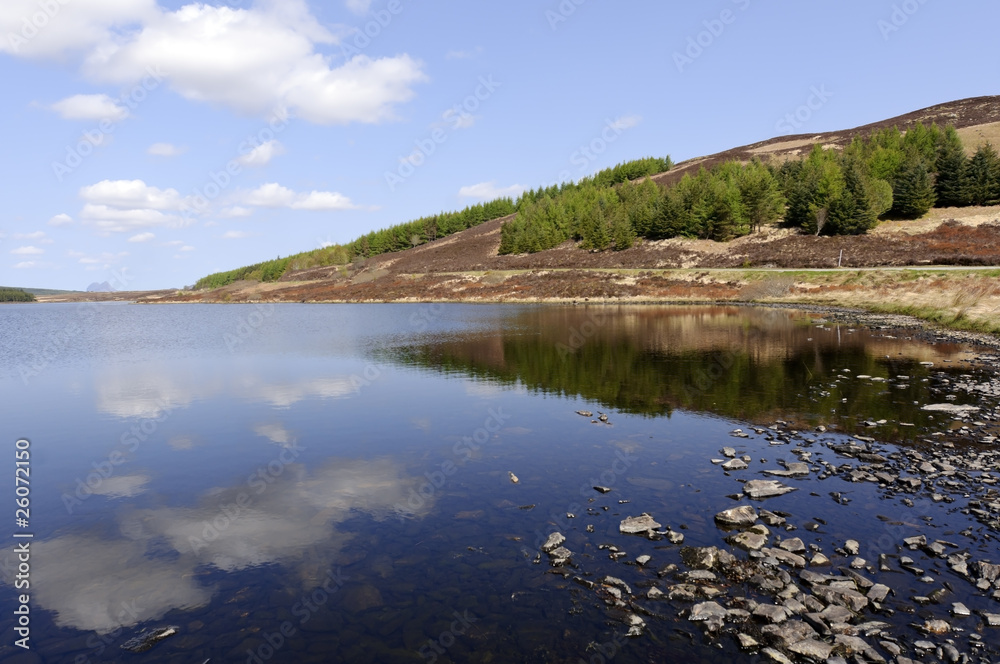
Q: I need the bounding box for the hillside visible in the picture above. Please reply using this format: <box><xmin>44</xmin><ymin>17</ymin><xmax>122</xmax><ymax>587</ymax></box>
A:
<box><xmin>139</xmin><ymin>96</ymin><xmax>1000</xmax><ymax>331</ymax></box>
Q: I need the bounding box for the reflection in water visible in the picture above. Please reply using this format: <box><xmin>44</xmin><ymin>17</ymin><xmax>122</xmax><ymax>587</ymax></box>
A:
<box><xmin>387</xmin><ymin>305</ymin><xmax>975</xmax><ymax>434</ymax></box>
<box><xmin>3</xmin><ymin>457</ymin><xmax>430</xmax><ymax>635</ymax></box>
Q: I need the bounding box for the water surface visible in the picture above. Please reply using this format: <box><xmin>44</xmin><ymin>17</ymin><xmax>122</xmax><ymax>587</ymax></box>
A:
<box><xmin>0</xmin><ymin>303</ymin><xmax>997</xmax><ymax>663</ymax></box>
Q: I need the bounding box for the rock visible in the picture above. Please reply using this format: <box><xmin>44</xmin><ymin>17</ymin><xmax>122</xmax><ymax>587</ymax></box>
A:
<box><xmin>682</xmin><ymin>546</ymin><xmax>734</xmax><ymax>570</ymax></box>
<box><xmin>728</xmin><ymin>531</ymin><xmax>768</xmax><ymax>551</ymax></box>
<box><xmin>983</xmin><ymin>612</ymin><xmax>1000</xmax><ymax>627</ymax></box>
<box><xmin>508</xmin><ymin>471</ymin><xmax>519</xmax><ymax>484</ymax></box>
<box><xmin>667</xmin><ymin>530</ymin><xmax>685</xmax><ymax>544</ymax></box>
<box><xmin>923</xmin><ymin>619</ymin><xmax>950</xmax><ymax>634</ymax></box>
<box><xmin>722</xmin><ymin>447</ymin><xmax>737</xmax><ymax>458</ymax></box>
<box><xmin>833</xmin><ymin>634</ymin><xmax>886</xmax><ymax>663</ymax></box>
<box><xmin>844</xmin><ymin>539</ymin><xmax>860</xmax><ymax>555</ymax></box>
<box><xmin>922</xmin><ymin>403</ymin><xmax>979</xmax><ymax>415</ymax></box>
<box><xmin>977</xmin><ymin>560</ymin><xmax>1000</xmax><ymax>582</ymax></box>
<box><xmin>753</xmin><ymin>604</ymin><xmax>790</xmax><ymax>624</ymax></box>
<box><xmin>788</xmin><ymin>639</ymin><xmax>833</xmax><ymax>660</ymax></box>
<box><xmin>952</xmin><ymin>602</ymin><xmax>971</xmax><ymax>617</ymax></box>
<box><xmin>723</xmin><ymin>458</ymin><xmax>749</xmax><ymax>471</ymax></box>
<box><xmin>548</xmin><ymin>546</ymin><xmax>572</xmax><ymax>566</ymax></box>
<box><xmin>689</xmin><ymin>601</ymin><xmax>729</xmax><ymax>622</ymax></box>
<box><xmin>342</xmin><ymin>585</ymin><xmax>384</xmax><ymax>612</ymax></box>
<box><xmin>763</xmin><ymin>462</ymin><xmax>810</xmax><ymax>478</ymax></box>
<box><xmin>715</xmin><ymin>505</ymin><xmax>758</xmax><ymax>527</ymax></box>
<box><xmin>903</xmin><ymin>535</ymin><xmax>926</xmax><ymax>549</ymax></box>
<box><xmin>121</xmin><ymin>626</ymin><xmax>179</xmax><ymax>653</ymax></box>
<box><xmin>744</xmin><ymin>480</ymin><xmax>798</xmax><ymax>499</ymax></box>
<box><xmin>625</xmin><ymin>613</ymin><xmax>645</xmax><ymax>637</ymax></box>
<box><xmin>604</xmin><ymin>576</ymin><xmax>632</xmax><ymax>595</ymax></box>
<box><xmin>761</xmin><ymin>547</ymin><xmax>806</xmax><ymax>568</ymax></box>
<box><xmin>736</xmin><ymin>633</ymin><xmax>759</xmax><ymax>649</ymax></box>
<box><xmin>647</xmin><ymin>587</ymin><xmax>664</xmax><ymax>599</ymax></box>
<box><xmin>761</xmin><ymin>621</ymin><xmax>818</xmax><ymax>647</ymax></box>
<box><xmin>814</xmin><ymin>586</ymin><xmax>868</xmax><ymax>612</ymax></box>
<box><xmin>778</xmin><ymin>537</ymin><xmax>805</xmax><ymax>553</ymax></box>
<box><xmin>576</xmin><ymin>410</ymin><xmax>593</xmax><ymax>417</ymax></box>
<box><xmin>619</xmin><ymin>513</ymin><xmax>661</xmax><ymax>535</ymax></box>
<box><xmin>636</xmin><ymin>555</ymin><xmax>651</xmax><ymax>566</ymax></box>
<box><xmin>810</xmin><ymin>553</ymin><xmax>830</xmax><ymax>566</ymax></box>
<box><xmin>593</xmin><ymin>485</ymin><xmax>612</xmax><ymax>493</ymax></box>
<box><xmin>541</xmin><ymin>532</ymin><xmax>565</xmax><ymax>552</ymax></box>
<box><xmin>759</xmin><ymin>509</ymin><xmax>786</xmax><ymax>526</ymax></box>
<box><xmin>761</xmin><ymin>647</ymin><xmax>794</xmax><ymax>664</ymax></box>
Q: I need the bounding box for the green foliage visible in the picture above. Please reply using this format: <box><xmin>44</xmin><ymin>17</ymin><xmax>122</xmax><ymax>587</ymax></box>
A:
<box><xmin>826</xmin><ymin>160</ymin><xmax>880</xmax><ymax>235</ymax></box>
<box><xmin>782</xmin><ymin>145</ymin><xmax>845</xmax><ymax>234</ymax></box>
<box><xmin>195</xmin><ymin>197</ymin><xmax>516</xmax><ymax>289</ymax></box>
<box><xmin>934</xmin><ymin>126</ymin><xmax>970</xmax><ymax>207</ymax></box>
<box><xmin>891</xmin><ymin>160</ymin><xmax>937</xmax><ymax>218</ymax></box>
<box><xmin>588</xmin><ymin>156</ymin><xmax>673</xmax><ymax>188</ymax></box>
<box><xmin>963</xmin><ymin>143</ymin><xmax>1000</xmax><ymax>207</ymax></box>
<box><xmin>0</xmin><ymin>287</ymin><xmax>35</xmax><ymax>302</ymax></box>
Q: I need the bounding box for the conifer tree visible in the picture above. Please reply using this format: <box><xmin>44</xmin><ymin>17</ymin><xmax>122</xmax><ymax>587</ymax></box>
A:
<box><xmin>891</xmin><ymin>159</ymin><xmax>937</xmax><ymax>218</ymax></box>
<box><xmin>963</xmin><ymin>144</ymin><xmax>1000</xmax><ymax>207</ymax></box>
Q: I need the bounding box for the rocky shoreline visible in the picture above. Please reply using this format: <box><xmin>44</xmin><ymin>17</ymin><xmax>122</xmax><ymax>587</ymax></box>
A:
<box><xmin>526</xmin><ymin>338</ymin><xmax>1000</xmax><ymax>663</ymax></box>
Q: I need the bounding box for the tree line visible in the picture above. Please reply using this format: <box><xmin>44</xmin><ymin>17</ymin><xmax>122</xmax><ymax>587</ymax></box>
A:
<box><xmin>499</xmin><ymin>123</ymin><xmax>1000</xmax><ymax>254</ymax></box>
<box><xmin>0</xmin><ymin>288</ymin><xmax>36</xmax><ymax>302</ymax></box>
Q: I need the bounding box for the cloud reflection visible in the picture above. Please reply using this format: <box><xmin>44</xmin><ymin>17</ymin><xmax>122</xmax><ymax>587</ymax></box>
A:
<box><xmin>2</xmin><ymin>456</ymin><xmax>430</xmax><ymax>635</ymax></box>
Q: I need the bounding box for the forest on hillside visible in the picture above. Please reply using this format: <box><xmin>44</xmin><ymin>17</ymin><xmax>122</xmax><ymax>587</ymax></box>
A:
<box><xmin>0</xmin><ymin>288</ymin><xmax>36</xmax><ymax>302</ymax></box>
<box><xmin>499</xmin><ymin>124</ymin><xmax>1000</xmax><ymax>253</ymax></box>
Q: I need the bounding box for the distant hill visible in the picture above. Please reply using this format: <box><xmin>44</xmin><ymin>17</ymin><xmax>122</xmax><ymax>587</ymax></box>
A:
<box><xmin>86</xmin><ymin>281</ymin><xmax>117</xmax><ymax>293</ymax></box>
<box><xmin>15</xmin><ymin>287</ymin><xmax>81</xmax><ymax>296</ymax></box>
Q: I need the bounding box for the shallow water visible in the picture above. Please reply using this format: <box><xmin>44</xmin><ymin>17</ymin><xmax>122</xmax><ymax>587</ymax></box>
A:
<box><xmin>0</xmin><ymin>303</ymin><xmax>998</xmax><ymax>663</ymax></box>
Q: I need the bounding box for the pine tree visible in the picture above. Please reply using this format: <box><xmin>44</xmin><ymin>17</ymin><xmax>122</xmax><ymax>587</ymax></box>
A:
<box><xmin>934</xmin><ymin>126</ymin><xmax>969</xmax><ymax>207</ymax></box>
<box><xmin>891</xmin><ymin>160</ymin><xmax>937</xmax><ymax>218</ymax></box>
<box><xmin>827</xmin><ymin>161</ymin><xmax>879</xmax><ymax>235</ymax></box>
<box><xmin>736</xmin><ymin>159</ymin><xmax>786</xmax><ymax>232</ymax></box>
<box><xmin>963</xmin><ymin>144</ymin><xmax>1000</xmax><ymax>207</ymax></box>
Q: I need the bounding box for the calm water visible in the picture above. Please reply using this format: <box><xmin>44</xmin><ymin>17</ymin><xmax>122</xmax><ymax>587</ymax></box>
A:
<box><xmin>0</xmin><ymin>303</ymin><xmax>997</xmax><ymax>663</ymax></box>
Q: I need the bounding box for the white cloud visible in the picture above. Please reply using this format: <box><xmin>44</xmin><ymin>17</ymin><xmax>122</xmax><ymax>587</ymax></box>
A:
<box><xmin>345</xmin><ymin>0</ymin><xmax>373</xmax><ymax>15</ymax></box>
<box><xmin>50</xmin><ymin>93</ymin><xmax>129</xmax><ymax>121</ymax></box>
<box><xmin>162</xmin><ymin>240</ymin><xmax>183</xmax><ymax>247</ymax></box>
<box><xmin>240</xmin><ymin>183</ymin><xmax>358</xmax><ymax>211</ymax></box>
<box><xmin>11</xmin><ymin>245</ymin><xmax>44</xmax><ymax>255</ymax></box>
<box><xmin>13</xmin><ymin>261</ymin><xmax>37</xmax><ymax>269</ymax></box>
<box><xmin>13</xmin><ymin>231</ymin><xmax>45</xmax><ymax>240</ymax></box>
<box><xmin>79</xmin><ymin>180</ymin><xmax>191</xmax><ymax>232</ymax></box>
<box><xmin>81</xmin><ymin>204</ymin><xmax>185</xmax><ymax>233</ymax></box>
<box><xmin>127</xmin><ymin>232</ymin><xmax>155</xmax><ymax>243</ymax></box>
<box><xmin>76</xmin><ymin>251</ymin><xmax>128</xmax><ymax>269</ymax></box>
<box><xmin>457</xmin><ymin>181</ymin><xmax>525</xmax><ymax>200</ymax></box>
<box><xmin>222</xmin><ymin>230</ymin><xmax>248</xmax><ymax>239</ymax></box>
<box><xmin>609</xmin><ymin>114</ymin><xmax>642</xmax><ymax>131</ymax></box>
<box><xmin>180</xmin><ymin>245</ymin><xmax>195</xmax><ymax>252</ymax></box>
<box><xmin>9</xmin><ymin>1</ymin><xmax>426</xmax><ymax>125</ymax></box>
<box><xmin>48</xmin><ymin>213</ymin><xmax>74</xmax><ymax>226</ymax></box>
<box><xmin>80</xmin><ymin>179</ymin><xmax>184</xmax><ymax>210</ymax></box>
<box><xmin>237</xmin><ymin>140</ymin><xmax>284</xmax><ymax>167</ymax></box>
<box><xmin>147</xmin><ymin>142</ymin><xmax>185</xmax><ymax>157</ymax></box>
<box><xmin>0</xmin><ymin>0</ymin><xmax>156</xmax><ymax>60</ymax></box>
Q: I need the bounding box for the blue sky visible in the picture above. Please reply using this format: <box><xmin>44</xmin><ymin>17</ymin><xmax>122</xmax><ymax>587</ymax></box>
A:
<box><xmin>0</xmin><ymin>0</ymin><xmax>997</xmax><ymax>291</ymax></box>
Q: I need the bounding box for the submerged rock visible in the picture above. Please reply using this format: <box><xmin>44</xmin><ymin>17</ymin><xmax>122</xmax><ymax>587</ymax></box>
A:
<box><xmin>541</xmin><ymin>532</ymin><xmax>565</xmax><ymax>552</ymax></box>
<box><xmin>715</xmin><ymin>505</ymin><xmax>758</xmax><ymax>527</ymax></box>
<box><xmin>619</xmin><ymin>513</ymin><xmax>661</xmax><ymax>535</ymax></box>
<box><xmin>121</xmin><ymin>626</ymin><xmax>178</xmax><ymax>653</ymax></box>
<box><xmin>743</xmin><ymin>480</ymin><xmax>798</xmax><ymax>499</ymax></box>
